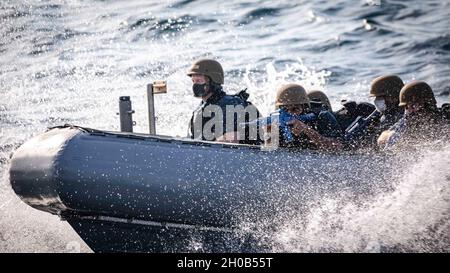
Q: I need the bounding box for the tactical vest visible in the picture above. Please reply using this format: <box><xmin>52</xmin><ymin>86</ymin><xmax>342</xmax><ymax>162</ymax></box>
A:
<box><xmin>188</xmin><ymin>89</ymin><xmax>262</xmax><ymax>144</ymax></box>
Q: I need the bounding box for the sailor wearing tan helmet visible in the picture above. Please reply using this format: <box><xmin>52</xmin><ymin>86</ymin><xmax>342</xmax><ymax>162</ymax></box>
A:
<box><xmin>264</xmin><ymin>84</ymin><xmax>342</xmax><ymax>151</ymax></box>
<box><xmin>369</xmin><ymin>75</ymin><xmax>405</xmax><ymax>128</ymax></box>
<box><xmin>378</xmin><ymin>80</ymin><xmax>449</xmax><ymax>150</ymax></box>
<box><xmin>346</xmin><ymin>74</ymin><xmax>405</xmax><ymax>149</ymax></box>
<box><xmin>187</xmin><ymin>58</ymin><xmax>262</xmax><ymax>144</ymax></box>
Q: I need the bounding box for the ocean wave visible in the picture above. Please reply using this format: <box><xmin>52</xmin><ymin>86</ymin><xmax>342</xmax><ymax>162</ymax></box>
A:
<box><xmin>170</xmin><ymin>0</ymin><xmax>196</xmax><ymax>9</ymax></box>
<box><xmin>238</xmin><ymin>7</ymin><xmax>283</xmax><ymax>25</ymax></box>
<box><xmin>124</xmin><ymin>14</ymin><xmax>215</xmax><ymax>40</ymax></box>
<box><xmin>410</xmin><ymin>35</ymin><xmax>450</xmax><ymax>53</ymax></box>
<box><xmin>355</xmin><ymin>2</ymin><xmax>406</xmax><ymax>21</ymax></box>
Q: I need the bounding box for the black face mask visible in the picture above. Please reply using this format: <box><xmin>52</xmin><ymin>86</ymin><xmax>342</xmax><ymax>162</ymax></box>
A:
<box><xmin>192</xmin><ymin>83</ymin><xmax>209</xmax><ymax>97</ymax></box>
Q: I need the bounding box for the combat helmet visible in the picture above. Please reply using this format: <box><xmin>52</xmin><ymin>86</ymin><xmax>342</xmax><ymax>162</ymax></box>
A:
<box><xmin>275</xmin><ymin>84</ymin><xmax>309</xmax><ymax>107</ymax></box>
<box><xmin>186</xmin><ymin>59</ymin><xmax>224</xmax><ymax>85</ymax></box>
<box><xmin>369</xmin><ymin>75</ymin><xmax>404</xmax><ymax>98</ymax></box>
<box><xmin>399</xmin><ymin>81</ymin><xmax>436</xmax><ymax>107</ymax></box>
<box><xmin>307</xmin><ymin>90</ymin><xmax>332</xmax><ymax>111</ymax></box>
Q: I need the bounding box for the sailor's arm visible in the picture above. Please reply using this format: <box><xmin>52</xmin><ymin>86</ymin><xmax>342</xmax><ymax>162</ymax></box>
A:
<box><xmin>287</xmin><ymin>119</ymin><xmax>342</xmax><ymax>151</ymax></box>
<box><xmin>377</xmin><ymin>130</ymin><xmax>395</xmax><ymax>147</ymax></box>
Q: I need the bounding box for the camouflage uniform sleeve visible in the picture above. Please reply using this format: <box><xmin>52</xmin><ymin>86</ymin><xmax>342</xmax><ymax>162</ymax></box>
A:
<box><xmin>382</xmin><ymin>117</ymin><xmax>407</xmax><ymax>149</ymax></box>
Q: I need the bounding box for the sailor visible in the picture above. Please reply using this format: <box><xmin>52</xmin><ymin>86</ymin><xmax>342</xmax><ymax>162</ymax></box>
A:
<box><xmin>369</xmin><ymin>75</ymin><xmax>405</xmax><ymax>129</ymax></box>
<box><xmin>378</xmin><ymin>81</ymin><xmax>449</xmax><ymax>151</ymax></box>
<box><xmin>307</xmin><ymin>90</ymin><xmax>343</xmax><ymax>139</ymax></box>
<box><xmin>307</xmin><ymin>90</ymin><xmax>333</xmax><ymax>113</ymax></box>
<box><xmin>187</xmin><ymin>58</ymin><xmax>262</xmax><ymax>144</ymax></box>
<box><xmin>265</xmin><ymin>84</ymin><xmax>342</xmax><ymax>151</ymax></box>
<box><xmin>345</xmin><ymin>75</ymin><xmax>405</xmax><ymax>149</ymax></box>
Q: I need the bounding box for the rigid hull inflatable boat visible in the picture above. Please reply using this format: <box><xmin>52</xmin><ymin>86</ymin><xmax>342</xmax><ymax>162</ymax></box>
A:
<box><xmin>9</xmin><ymin>125</ymin><xmax>396</xmax><ymax>252</ymax></box>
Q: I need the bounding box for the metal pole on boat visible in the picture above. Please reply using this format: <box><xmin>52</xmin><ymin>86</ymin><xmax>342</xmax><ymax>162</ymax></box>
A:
<box><xmin>147</xmin><ymin>84</ymin><xmax>156</xmax><ymax>135</ymax></box>
<box><xmin>147</xmin><ymin>81</ymin><xmax>167</xmax><ymax>135</ymax></box>
<box><xmin>118</xmin><ymin>96</ymin><xmax>134</xmax><ymax>133</ymax></box>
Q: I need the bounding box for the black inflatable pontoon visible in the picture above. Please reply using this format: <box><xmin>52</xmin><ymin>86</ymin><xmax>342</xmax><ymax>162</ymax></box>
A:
<box><xmin>9</xmin><ymin>125</ymin><xmax>395</xmax><ymax>252</ymax></box>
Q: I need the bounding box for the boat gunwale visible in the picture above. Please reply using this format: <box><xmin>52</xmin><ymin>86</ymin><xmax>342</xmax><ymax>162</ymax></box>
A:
<box><xmin>49</xmin><ymin>124</ymin><xmax>370</xmax><ymax>157</ymax></box>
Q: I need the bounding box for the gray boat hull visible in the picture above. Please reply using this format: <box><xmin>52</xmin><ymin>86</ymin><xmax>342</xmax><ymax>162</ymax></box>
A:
<box><xmin>9</xmin><ymin>125</ymin><xmax>395</xmax><ymax>252</ymax></box>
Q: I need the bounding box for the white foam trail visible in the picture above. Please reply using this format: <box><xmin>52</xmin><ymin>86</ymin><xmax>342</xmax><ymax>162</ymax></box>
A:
<box><xmin>268</xmin><ymin>144</ymin><xmax>450</xmax><ymax>252</ymax></box>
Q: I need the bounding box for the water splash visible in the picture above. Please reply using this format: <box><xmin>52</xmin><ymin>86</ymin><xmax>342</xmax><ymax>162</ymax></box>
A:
<box><xmin>242</xmin><ymin>59</ymin><xmax>332</xmax><ymax>115</ymax></box>
<box><xmin>260</xmin><ymin>144</ymin><xmax>450</xmax><ymax>252</ymax></box>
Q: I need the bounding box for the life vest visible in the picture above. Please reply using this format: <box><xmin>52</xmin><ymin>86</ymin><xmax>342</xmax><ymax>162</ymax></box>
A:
<box><xmin>188</xmin><ymin>89</ymin><xmax>263</xmax><ymax>145</ymax></box>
